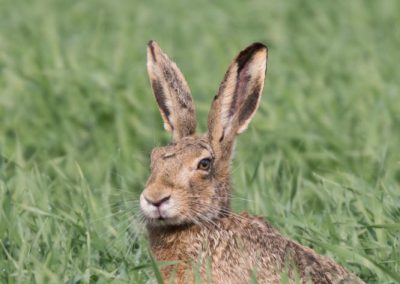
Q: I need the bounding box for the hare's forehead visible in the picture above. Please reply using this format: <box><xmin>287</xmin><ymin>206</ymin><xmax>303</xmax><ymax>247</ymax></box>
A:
<box><xmin>151</xmin><ymin>140</ymin><xmax>212</xmax><ymax>160</ymax></box>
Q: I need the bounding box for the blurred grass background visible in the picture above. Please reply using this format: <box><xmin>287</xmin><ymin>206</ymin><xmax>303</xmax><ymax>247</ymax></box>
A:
<box><xmin>1</xmin><ymin>0</ymin><xmax>400</xmax><ymax>283</ymax></box>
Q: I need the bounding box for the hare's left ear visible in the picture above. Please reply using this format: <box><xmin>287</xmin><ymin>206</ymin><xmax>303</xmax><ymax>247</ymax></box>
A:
<box><xmin>147</xmin><ymin>41</ymin><xmax>196</xmax><ymax>142</ymax></box>
<box><xmin>208</xmin><ymin>43</ymin><xmax>268</xmax><ymax>158</ymax></box>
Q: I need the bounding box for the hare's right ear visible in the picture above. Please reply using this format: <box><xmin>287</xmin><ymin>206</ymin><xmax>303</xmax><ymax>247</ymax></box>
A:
<box><xmin>147</xmin><ymin>41</ymin><xmax>196</xmax><ymax>142</ymax></box>
<box><xmin>208</xmin><ymin>43</ymin><xmax>267</xmax><ymax>158</ymax></box>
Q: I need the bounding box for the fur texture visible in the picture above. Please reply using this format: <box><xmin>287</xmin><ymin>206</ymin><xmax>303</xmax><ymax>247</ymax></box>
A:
<box><xmin>140</xmin><ymin>41</ymin><xmax>364</xmax><ymax>284</ymax></box>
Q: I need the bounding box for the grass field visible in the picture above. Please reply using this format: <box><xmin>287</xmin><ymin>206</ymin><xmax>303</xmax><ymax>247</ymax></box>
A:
<box><xmin>1</xmin><ymin>0</ymin><xmax>400</xmax><ymax>283</ymax></box>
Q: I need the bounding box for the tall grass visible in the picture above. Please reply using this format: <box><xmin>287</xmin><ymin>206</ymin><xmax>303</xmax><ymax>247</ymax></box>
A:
<box><xmin>1</xmin><ymin>0</ymin><xmax>399</xmax><ymax>282</ymax></box>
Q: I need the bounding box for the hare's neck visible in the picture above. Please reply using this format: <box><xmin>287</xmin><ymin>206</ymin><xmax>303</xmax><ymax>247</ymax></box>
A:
<box><xmin>148</xmin><ymin>223</ymin><xmax>203</xmax><ymax>261</ymax></box>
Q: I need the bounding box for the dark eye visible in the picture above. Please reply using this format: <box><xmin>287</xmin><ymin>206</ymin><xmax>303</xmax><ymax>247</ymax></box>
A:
<box><xmin>197</xmin><ymin>158</ymin><xmax>211</xmax><ymax>171</ymax></box>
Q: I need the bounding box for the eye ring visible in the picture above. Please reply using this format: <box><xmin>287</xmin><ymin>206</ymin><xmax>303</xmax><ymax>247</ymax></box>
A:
<box><xmin>197</xmin><ymin>158</ymin><xmax>211</xmax><ymax>171</ymax></box>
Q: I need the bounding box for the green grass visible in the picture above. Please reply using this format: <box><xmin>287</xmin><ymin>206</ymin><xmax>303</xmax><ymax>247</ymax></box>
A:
<box><xmin>1</xmin><ymin>0</ymin><xmax>400</xmax><ymax>283</ymax></box>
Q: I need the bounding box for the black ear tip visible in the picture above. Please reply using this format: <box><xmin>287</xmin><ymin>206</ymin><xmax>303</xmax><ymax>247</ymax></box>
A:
<box><xmin>238</xmin><ymin>42</ymin><xmax>268</xmax><ymax>58</ymax></box>
<box><xmin>148</xmin><ymin>40</ymin><xmax>156</xmax><ymax>47</ymax></box>
<box><xmin>243</xmin><ymin>43</ymin><xmax>268</xmax><ymax>57</ymax></box>
<box><xmin>236</xmin><ymin>42</ymin><xmax>268</xmax><ymax>71</ymax></box>
<box><xmin>250</xmin><ymin>42</ymin><xmax>268</xmax><ymax>51</ymax></box>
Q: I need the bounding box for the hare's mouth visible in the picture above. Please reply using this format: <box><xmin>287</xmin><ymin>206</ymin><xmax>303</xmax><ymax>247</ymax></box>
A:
<box><xmin>141</xmin><ymin>208</ymin><xmax>176</xmax><ymax>222</ymax></box>
<box><xmin>143</xmin><ymin>215</ymin><xmax>185</xmax><ymax>227</ymax></box>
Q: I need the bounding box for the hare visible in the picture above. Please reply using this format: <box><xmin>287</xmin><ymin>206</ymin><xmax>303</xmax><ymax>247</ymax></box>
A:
<box><xmin>140</xmin><ymin>41</ymin><xmax>364</xmax><ymax>284</ymax></box>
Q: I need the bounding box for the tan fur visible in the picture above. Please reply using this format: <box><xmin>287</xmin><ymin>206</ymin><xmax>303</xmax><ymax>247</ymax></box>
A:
<box><xmin>140</xmin><ymin>41</ymin><xmax>364</xmax><ymax>284</ymax></box>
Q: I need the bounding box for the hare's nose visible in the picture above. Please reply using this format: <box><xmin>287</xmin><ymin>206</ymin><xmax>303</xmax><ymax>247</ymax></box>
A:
<box><xmin>144</xmin><ymin>195</ymin><xmax>171</xmax><ymax>207</ymax></box>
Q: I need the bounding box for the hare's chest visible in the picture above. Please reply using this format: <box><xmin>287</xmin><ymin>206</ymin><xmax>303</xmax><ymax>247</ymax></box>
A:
<box><xmin>151</xmin><ymin>226</ymin><xmax>280</xmax><ymax>283</ymax></box>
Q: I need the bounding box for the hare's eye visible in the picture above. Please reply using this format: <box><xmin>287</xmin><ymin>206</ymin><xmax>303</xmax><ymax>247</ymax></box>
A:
<box><xmin>197</xmin><ymin>158</ymin><xmax>211</xmax><ymax>171</ymax></box>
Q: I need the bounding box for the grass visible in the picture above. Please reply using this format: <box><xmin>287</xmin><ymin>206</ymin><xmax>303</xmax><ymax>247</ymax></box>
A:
<box><xmin>0</xmin><ymin>0</ymin><xmax>399</xmax><ymax>282</ymax></box>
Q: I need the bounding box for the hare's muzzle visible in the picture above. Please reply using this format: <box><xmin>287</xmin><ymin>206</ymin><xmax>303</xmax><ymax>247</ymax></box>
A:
<box><xmin>140</xmin><ymin>190</ymin><xmax>174</xmax><ymax>221</ymax></box>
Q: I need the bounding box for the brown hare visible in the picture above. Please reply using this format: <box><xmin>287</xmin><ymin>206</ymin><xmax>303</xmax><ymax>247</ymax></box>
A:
<box><xmin>140</xmin><ymin>41</ymin><xmax>364</xmax><ymax>284</ymax></box>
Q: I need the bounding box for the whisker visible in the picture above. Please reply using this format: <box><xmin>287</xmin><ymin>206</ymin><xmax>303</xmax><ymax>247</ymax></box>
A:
<box><xmin>189</xmin><ymin>201</ymin><xmax>252</xmax><ymax>225</ymax></box>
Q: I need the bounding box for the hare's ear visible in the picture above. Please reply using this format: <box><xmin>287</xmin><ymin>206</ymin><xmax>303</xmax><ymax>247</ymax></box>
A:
<box><xmin>208</xmin><ymin>43</ymin><xmax>267</xmax><ymax>157</ymax></box>
<box><xmin>147</xmin><ymin>41</ymin><xmax>196</xmax><ymax>141</ymax></box>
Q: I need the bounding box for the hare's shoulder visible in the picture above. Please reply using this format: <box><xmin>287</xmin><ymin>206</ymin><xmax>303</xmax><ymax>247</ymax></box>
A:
<box><xmin>214</xmin><ymin>212</ymin><xmax>288</xmax><ymax>252</ymax></box>
<box><xmin>216</xmin><ymin>213</ymin><xmax>362</xmax><ymax>283</ymax></box>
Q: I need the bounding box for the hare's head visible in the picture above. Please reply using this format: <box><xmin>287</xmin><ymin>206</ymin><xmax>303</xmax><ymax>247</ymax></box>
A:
<box><xmin>140</xmin><ymin>41</ymin><xmax>267</xmax><ymax>227</ymax></box>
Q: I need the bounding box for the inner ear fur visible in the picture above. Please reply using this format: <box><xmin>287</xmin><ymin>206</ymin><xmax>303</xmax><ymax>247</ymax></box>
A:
<box><xmin>207</xmin><ymin>42</ymin><xmax>268</xmax><ymax>157</ymax></box>
<box><xmin>147</xmin><ymin>41</ymin><xmax>197</xmax><ymax>142</ymax></box>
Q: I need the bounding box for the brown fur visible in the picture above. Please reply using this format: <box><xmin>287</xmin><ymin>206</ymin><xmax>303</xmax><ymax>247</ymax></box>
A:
<box><xmin>140</xmin><ymin>41</ymin><xmax>364</xmax><ymax>283</ymax></box>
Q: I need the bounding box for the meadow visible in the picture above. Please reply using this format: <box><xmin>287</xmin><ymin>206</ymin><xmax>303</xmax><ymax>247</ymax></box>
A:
<box><xmin>1</xmin><ymin>0</ymin><xmax>400</xmax><ymax>283</ymax></box>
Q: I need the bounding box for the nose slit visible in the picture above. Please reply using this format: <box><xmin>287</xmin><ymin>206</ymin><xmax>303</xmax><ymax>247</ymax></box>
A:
<box><xmin>145</xmin><ymin>195</ymin><xmax>171</xmax><ymax>207</ymax></box>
